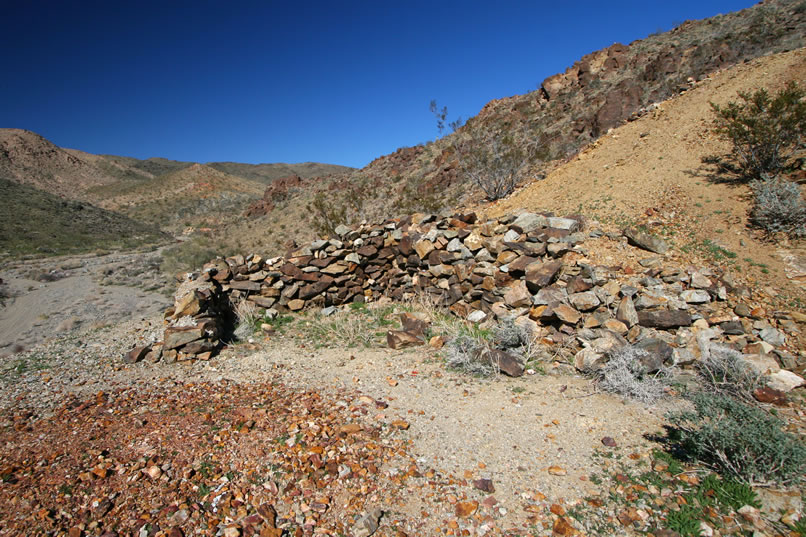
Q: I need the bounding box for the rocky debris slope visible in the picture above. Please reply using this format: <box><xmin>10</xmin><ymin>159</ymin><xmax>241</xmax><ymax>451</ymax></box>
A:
<box><xmin>143</xmin><ymin>212</ymin><xmax>805</xmax><ymax>394</ymax></box>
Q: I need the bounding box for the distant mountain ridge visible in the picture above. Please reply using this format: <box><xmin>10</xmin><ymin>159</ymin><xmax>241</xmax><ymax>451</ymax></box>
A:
<box><xmin>0</xmin><ymin>128</ymin><xmax>354</xmax><ymax>202</ymax></box>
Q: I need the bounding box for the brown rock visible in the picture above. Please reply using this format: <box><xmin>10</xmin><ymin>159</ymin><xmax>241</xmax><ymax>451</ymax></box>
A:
<box><xmin>400</xmin><ymin>313</ymin><xmax>430</xmax><ymax>335</ymax></box>
<box><xmin>623</xmin><ymin>228</ymin><xmax>669</xmax><ymax>254</ymax></box>
<box><xmin>504</xmin><ymin>280</ymin><xmax>532</xmax><ymax>308</ymax></box>
<box><xmin>552</xmin><ymin>517</ymin><xmax>578</xmax><ymax>536</ymax></box>
<box><xmin>472</xmin><ymin>478</ymin><xmax>495</xmax><ymax>493</ymax></box>
<box><xmin>753</xmin><ymin>386</ymin><xmax>788</xmax><ymax>406</ymax></box>
<box><xmin>229</xmin><ymin>280</ymin><xmax>262</xmax><ymax>292</ymax></box>
<box><xmin>553</xmin><ymin>304</ymin><xmax>582</xmax><ymax>325</ymax></box>
<box><xmin>386</xmin><ymin>330</ymin><xmax>424</xmax><ymax>349</ymax></box>
<box><xmin>484</xmin><ymin>348</ymin><xmax>524</xmax><ymax>377</ymax></box>
<box><xmin>287</xmin><ymin>299</ymin><xmax>305</xmax><ymax>311</ymax></box>
<box><xmin>123</xmin><ymin>344</ymin><xmax>151</xmax><ymax>364</ymax></box>
<box><xmin>601</xmin><ymin>436</ymin><xmax>617</xmax><ymax>447</ymax></box>
<box><xmin>525</xmin><ymin>260</ymin><xmax>563</xmax><ymax>291</ymax></box>
<box><xmin>637</xmin><ymin>309</ymin><xmax>692</xmax><ymax>328</ymax></box>
<box><xmin>616</xmin><ymin>296</ymin><xmax>639</xmax><ymax>327</ymax></box>
<box><xmin>455</xmin><ymin>501</ymin><xmax>478</xmax><ymax>518</ymax></box>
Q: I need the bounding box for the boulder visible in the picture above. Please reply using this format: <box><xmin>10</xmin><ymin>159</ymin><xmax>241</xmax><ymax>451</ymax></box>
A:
<box><xmin>623</xmin><ymin>228</ymin><xmax>669</xmax><ymax>254</ymax></box>
<box><xmin>616</xmin><ymin>296</ymin><xmax>639</xmax><ymax>327</ymax></box>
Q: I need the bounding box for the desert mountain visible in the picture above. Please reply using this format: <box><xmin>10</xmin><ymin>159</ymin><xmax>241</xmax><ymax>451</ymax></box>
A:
<box><xmin>235</xmin><ymin>0</ymin><xmax>806</xmax><ymax>255</ymax></box>
<box><xmin>0</xmin><ymin>128</ymin><xmax>354</xmax><ymax>241</ymax></box>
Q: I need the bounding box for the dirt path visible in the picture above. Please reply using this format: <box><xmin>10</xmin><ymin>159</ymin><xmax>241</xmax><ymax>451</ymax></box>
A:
<box><xmin>0</xmin><ymin>249</ymin><xmax>171</xmax><ymax>355</ymax></box>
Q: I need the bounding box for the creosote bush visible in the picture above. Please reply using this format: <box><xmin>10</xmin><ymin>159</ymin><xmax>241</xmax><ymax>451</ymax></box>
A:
<box><xmin>597</xmin><ymin>345</ymin><xmax>671</xmax><ymax>404</ymax></box>
<box><xmin>667</xmin><ymin>392</ymin><xmax>806</xmax><ymax>486</ymax></box>
<box><xmin>456</xmin><ymin>135</ymin><xmax>530</xmax><ymax>201</ymax></box>
<box><xmin>711</xmin><ymin>81</ymin><xmax>806</xmax><ymax>182</ymax></box>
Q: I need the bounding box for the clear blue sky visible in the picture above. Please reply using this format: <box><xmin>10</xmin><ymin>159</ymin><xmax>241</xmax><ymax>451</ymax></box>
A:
<box><xmin>1</xmin><ymin>0</ymin><xmax>756</xmax><ymax>168</ymax></box>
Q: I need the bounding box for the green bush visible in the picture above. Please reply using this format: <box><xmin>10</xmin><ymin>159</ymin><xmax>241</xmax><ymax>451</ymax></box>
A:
<box><xmin>711</xmin><ymin>81</ymin><xmax>806</xmax><ymax>182</ymax></box>
<box><xmin>667</xmin><ymin>392</ymin><xmax>806</xmax><ymax>486</ymax></box>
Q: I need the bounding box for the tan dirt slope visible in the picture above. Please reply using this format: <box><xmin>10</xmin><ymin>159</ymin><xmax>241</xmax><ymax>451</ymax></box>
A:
<box><xmin>482</xmin><ymin>48</ymin><xmax>806</xmax><ymax>304</ymax></box>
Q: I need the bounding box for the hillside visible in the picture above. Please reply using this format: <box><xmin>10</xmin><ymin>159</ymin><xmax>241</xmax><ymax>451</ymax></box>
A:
<box><xmin>483</xmin><ymin>47</ymin><xmax>806</xmax><ymax>301</ymax></box>
<box><xmin>0</xmin><ymin>129</ymin><xmax>120</xmax><ymax>199</ymax></box>
<box><xmin>0</xmin><ymin>128</ymin><xmax>354</xmax><ymax>239</ymax></box>
<box><xmin>0</xmin><ymin>177</ymin><xmax>169</xmax><ymax>257</ymax></box>
<box><xmin>92</xmin><ymin>163</ymin><xmax>268</xmax><ymax>232</ymax></box>
<box><xmin>228</xmin><ymin>0</ymin><xmax>806</xmax><ymax>257</ymax></box>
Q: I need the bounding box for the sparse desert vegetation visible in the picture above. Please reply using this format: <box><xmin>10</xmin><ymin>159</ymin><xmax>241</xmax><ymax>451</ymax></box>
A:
<box><xmin>1</xmin><ymin>3</ymin><xmax>806</xmax><ymax>536</ymax></box>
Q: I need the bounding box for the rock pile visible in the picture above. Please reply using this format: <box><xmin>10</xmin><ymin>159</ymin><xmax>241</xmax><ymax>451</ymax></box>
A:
<box><xmin>140</xmin><ymin>211</ymin><xmax>804</xmax><ymax>392</ymax></box>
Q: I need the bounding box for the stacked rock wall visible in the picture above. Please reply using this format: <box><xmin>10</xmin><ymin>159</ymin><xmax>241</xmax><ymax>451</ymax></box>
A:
<box><xmin>151</xmin><ymin>211</ymin><xmax>804</xmax><ymax>392</ymax></box>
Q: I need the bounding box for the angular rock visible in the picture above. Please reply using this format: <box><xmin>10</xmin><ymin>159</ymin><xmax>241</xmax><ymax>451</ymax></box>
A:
<box><xmin>637</xmin><ymin>310</ymin><xmax>692</xmax><ymax>328</ymax></box>
<box><xmin>624</xmin><ymin>228</ymin><xmax>669</xmax><ymax>254</ymax></box>
<box><xmin>525</xmin><ymin>260</ymin><xmax>563</xmax><ymax>292</ymax></box>
<box><xmin>123</xmin><ymin>344</ymin><xmax>151</xmax><ymax>364</ymax></box>
<box><xmin>386</xmin><ymin>330</ymin><xmax>424</xmax><ymax>349</ymax></box>
<box><xmin>753</xmin><ymin>386</ymin><xmax>789</xmax><ymax>406</ymax></box>
<box><xmin>553</xmin><ymin>304</ymin><xmax>582</xmax><ymax>325</ymax></box>
<box><xmin>467</xmin><ymin>310</ymin><xmax>487</xmax><ymax>323</ymax></box>
<box><xmin>504</xmin><ymin>280</ymin><xmax>532</xmax><ymax>308</ymax></box>
<box><xmin>616</xmin><ymin>296</ymin><xmax>639</xmax><ymax>327</ymax></box>
<box><xmin>484</xmin><ymin>349</ymin><xmax>524</xmax><ymax>377</ymax></box>
<box><xmin>568</xmin><ymin>291</ymin><xmax>600</xmax><ymax>312</ymax></box>
<box><xmin>511</xmin><ymin>212</ymin><xmax>547</xmax><ymax>233</ymax></box>
<box><xmin>766</xmin><ymin>370</ymin><xmax>805</xmax><ymax>392</ymax></box>
<box><xmin>680</xmin><ymin>289</ymin><xmax>710</xmax><ymax>304</ymax></box>
<box><xmin>352</xmin><ymin>508</ymin><xmax>382</xmax><ymax>537</ymax></box>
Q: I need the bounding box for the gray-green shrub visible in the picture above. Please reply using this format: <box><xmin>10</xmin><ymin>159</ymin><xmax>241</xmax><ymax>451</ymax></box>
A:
<box><xmin>667</xmin><ymin>392</ymin><xmax>806</xmax><ymax>486</ymax></box>
<box><xmin>749</xmin><ymin>176</ymin><xmax>806</xmax><ymax>237</ymax></box>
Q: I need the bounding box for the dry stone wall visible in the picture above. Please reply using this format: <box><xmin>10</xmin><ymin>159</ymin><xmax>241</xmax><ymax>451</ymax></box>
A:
<box><xmin>139</xmin><ymin>211</ymin><xmax>804</xmax><ymax>393</ymax></box>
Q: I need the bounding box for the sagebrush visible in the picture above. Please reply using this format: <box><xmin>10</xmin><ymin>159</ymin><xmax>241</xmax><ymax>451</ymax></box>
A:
<box><xmin>749</xmin><ymin>176</ymin><xmax>806</xmax><ymax>237</ymax></box>
<box><xmin>597</xmin><ymin>345</ymin><xmax>671</xmax><ymax>404</ymax></box>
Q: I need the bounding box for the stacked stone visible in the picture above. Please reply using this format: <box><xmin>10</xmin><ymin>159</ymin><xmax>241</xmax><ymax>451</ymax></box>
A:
<box><xmin>160</xmin><ymin>274</ymin><xmax>233</xmax><ymax>362</ymax></box>
<box><xmin>153</xmin><ymin>211</ymin><xmax>804</xmax><ymax>391</ymax></box>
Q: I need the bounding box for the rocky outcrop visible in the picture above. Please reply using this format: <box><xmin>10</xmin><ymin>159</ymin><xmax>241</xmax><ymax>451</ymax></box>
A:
<box><xmin>148</xmin><ymin>211</ymin><xmax>804</xmax><ymax>391</ymax></box>
<box><xmin>244</xmin><ymin>174</ymin><xmax>307</xmax><ymax>217</ymax></box>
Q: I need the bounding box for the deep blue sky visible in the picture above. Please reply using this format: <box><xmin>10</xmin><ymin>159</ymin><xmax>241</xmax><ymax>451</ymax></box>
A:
<box><xmin>1</xmin><ymin>0</ymin><xmax>757</xmax><ymax>168</ymax></box>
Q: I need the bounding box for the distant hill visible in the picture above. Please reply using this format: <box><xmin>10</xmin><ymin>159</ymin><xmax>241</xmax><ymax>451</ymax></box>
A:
<box><xmin>0</xmin><ymin>128</ymin><xmax>355</xmax><ymax>235</ymax></box>
<box><xmin>92</xmin><ymin>163</ymin><xmax>268</xmax><ymax>232</ymax></box>
<box><xmin>0</xmin><ymin>177</ymin><xmax>169</xmax><ymax>257</ymax></box>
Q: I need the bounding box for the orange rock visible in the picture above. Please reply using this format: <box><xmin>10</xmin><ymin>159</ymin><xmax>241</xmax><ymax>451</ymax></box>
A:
<box><xmin>550</xmin><ymin>504</ymin><xmax>566</xmax><ymax>515</ymax></box>
<box><xmin>552</xmin><ymin>517</ymin><xmax>578</xmax><ymax>536</ymax></box>
<box><xmin>391</xmin><ymin>420</ymin><xmax>410</xmax><ymax>430</ymax></box>
<box><xmin>455</xmin><ymin>501</ymin><xmax>478</xmax><ymax>518</ymax></box>
<box><xmin>548</xmin><ymin>466</ymin><xmax>567</xmax><ymax>476</ymax></box>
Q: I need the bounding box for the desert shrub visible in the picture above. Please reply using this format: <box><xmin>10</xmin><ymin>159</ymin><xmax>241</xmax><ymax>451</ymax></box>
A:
<box><xmin>456</xmin><ymin>134</ymin><xmax>530</xmax><ymax>200</ymax></box>
<box><xmin>233</xmin><ymin>300</ymin><xmax>262</xmax><ymax>341</ymax></box>
<box><xmin>711</xmin><ymin>81</ymin><xmax>806</xmax><ymax>182</ymax></box>
<box><xmin>667</xmin><ymin>392</ymin><xmax>806</xmax><ymax>486</ymax></box>
<box><xmin>445</xmin><ymin>317</ymin><xmax>539</xmax><ymax>376</ymax></box>
<box><xmin>307</xmin><ymin>179</ymin><xmax>367</xmax><ymax>237</ymax></box>
<box><xmin>749</xmin><ymin>176</ymin><xmax>806</xmax><ymax>237</ymax></box>
<box><xmin>696</xmin><ymin>344</ymin><xmax>766</xmax><ymax>402</ymax></box>
<box><xmin>597</xmin><ymin>345</ymin><xmax>671</xmax><ymax>404</ymax></box>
